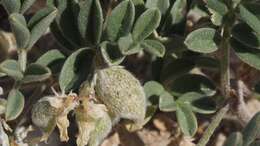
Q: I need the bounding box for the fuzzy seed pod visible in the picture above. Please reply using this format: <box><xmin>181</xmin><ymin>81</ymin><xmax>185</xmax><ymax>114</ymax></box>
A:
<box><xmin>95</xmin><ymin>66</ymin><xmax>146</xmax><ymax>126</ymax></box>
<box><xmin>31</xmin><ymin>99</ymin><xmax>59</xmax><ymax>132</ymax></box>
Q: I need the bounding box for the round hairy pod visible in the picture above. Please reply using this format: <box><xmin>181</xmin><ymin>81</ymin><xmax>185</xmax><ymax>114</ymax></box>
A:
<box><xmin>31</xmin><ymin>100</ymin><xmax>59</xmax><ymax>131</ymax></box>
<box><xmin>95</xmin><ymin>66</ymin><xmax>146</xmax><ymax>125</ymax></box>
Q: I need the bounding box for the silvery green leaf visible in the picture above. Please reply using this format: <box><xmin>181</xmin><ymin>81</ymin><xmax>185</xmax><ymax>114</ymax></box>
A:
<box><xmin>20</xmin><ymin>0</ymin><xmax>37</xmax><ymax>14</ymax></box>
<box><xmin>223</xmin><ymin>132</ymin><xmax>243</xmax><ymax>146</ymax></box>
<box><xmin>232</xmin><ymin>23</ymin><xmax>260</xmax><ymax>49</ymax></box>
<box><xmin>206</xmin><ymin>0</ymin><xmax>228</xmax><ymax>26</ymax></box>
<box><xmin>9</xmin><ymin>13</ymin><xmax>30</xmax><ymax>49</ymax></box>
<box><xmin>239</xmin><ymin>5</ymin><xmax>260</xmax><ymax>35</ymax></box>
<box><xmin>106</xmin><ymin>0</ymin><xmax>135</xmax><ymax>42</ymax></box>
<box><xmin>159</xmin><ymin>91</ymin><xmax>176</xmax><ymax>112</ymax></box>
<box><xmin>144</xmin><ymin>81</ymin><xmax>164</xmax><ymax>99</ymax></box>
<box><xmin>169</xmin><ymin>74</ymin><xmax>216</xmax><ymax>97</ymax></box>
<box><xmin>176</xmin><ymin>103</ymin><xmax>197</xmax><ymax>137</ymax></box>
<box><xmin>166</xmin><ymin>0</ymin><xmax>187</xmax><ymax>26</ymax></box>
<box><xmin>177</xmin><ymin>92</ymin><xmax>216</xmax><ymax>114</ymax></box>
<box><xmin>0</xmin><ymin>60</ymin><xmax>23</xmax><ymax>80</ymax></box>
<box><xmin>184</xmin><ymin>28</ymin><xmax>218</xmax><ymax>53</ymax></box>
<box><xmin>242</xmin><ymin>112</ymin><xmax>260</xmax><ymax>146</ymax></box>
<box><xmin>118</xmin><ymin>33</ymin><xmax>142</xmax><ymax>55</ymax></box>
<box><xmin>5</xmin><ymin>89</ymin><xmax>25</xmax><ymax>121</ymax></box>
<box><xmin>36</xmin><ymin>49</ymin><xmax>65</xmax><ymax>66</ymax></box>
<box><xmin>145</xmin><ymin>0</ymin><xmax>169</xmax><ymax>15</ymax></box>
<box><xmin>2</xmin><ymin>0</ymin><xmax>21</xmax><ymax>14</ymax></box>
<box><xmin>141</xmin><ymin>39</ymin><xmax>165</xmax><ymax>57</ymax></box>
<box><xmin>232</xmin><ymin>38</ymin><xmax>260</xmax><ymax>70</ymax></box>
<box><xmin>100</xmin><ymin>42</ymin><xmax>125</xmax><ymax>66</ymax></box>
<box><xmin>22</xmin><ymin>63</ymin><xmax>51</xmax><ymax>83</ymax></box>
<box><xmin>50</xmin><ymin>0</ymin><xmax>81</xmax><ymax>49</ymax></box>
<box><xmin>75</xmin><ymin>0</ymin><xmax>103</xmax><ymax>45</ymax></box>
<box><xmin>27</xmin><ymin>6</ymin><xmax>57</xmax><ymax>50</ymax></box>
<box><xmin>132</xmin><ymin>9</ymin><xmax>161</xmax><ymax>42</ymax></box>
<box><xmin>59</xmin><ymin>48</ymin><xmax>94</xmax><ymax>92</ymax></box>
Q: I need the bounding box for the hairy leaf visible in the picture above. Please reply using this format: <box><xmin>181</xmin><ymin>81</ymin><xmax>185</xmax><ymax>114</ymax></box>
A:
<box><xmin>106</xmin><ymin>0</ymin><xmax>135</xmax><ymax>41</ymax></box>
<box><xmin>132</xmin><ymin>9</ymin><xmax>161</xmax><ymax>42</ymax></box>
<box><xmin>176</xmin><ymin>103</ymin><xmax>197</xmax><ymax>136</ymax></box>
<box><xmin>0</xmin><ymin>60</ymin><xmax>23</xmax><ymax>80</ymax></box>
<box><xmin>100</xmin><ymin>42</ymin><xmax>125</xmax><ymax>66</ymax></box>
<box><xmin>9</xmin><ymin>13</ymin><xmax>30</xmax><ymax>49</ymax></box>
<box><xmin>22</xmin><ymin>63</ymin><xmax>51</xmax><ymax>83</ymax></box>
<box><xmin>141</xmin><ymin>39</ymin><xmax>165</xmax><ymax>57</ymax></box>
<box><xmin>59</xmin><ymin>48</ymin><xmax>94</xmax><ymax>92</ymax></box>
<box><xmin>185</xmin><ymin>28</ymin><xmax>218</xmax><ymax>53</ymax></box>
<box><xmin>5</xmin><ymin>89</ymin><xmax>25</xmax><ymax>121</ymax></box>
<box><xmin>159</xmin><ymin>91</ymin><xmax>176</xmax><ymax>112</ymax></box>
<box><xmin>20</xmin><ymin>0</ymin><xmax>37</xmax><ymax>14</ymax></box>
<box><xmin>2</xmin><ymin>0</ymin><xmax>21</xmax><ymax>14</ymax></box>
<box><xmin>36</xmin><ymin>49</ymin><xmax>65</xmax><ymax>66</ymax></box>
<box><xmin>27</xmin><ymin>6</ymin><xmax>57</xmax><ymax>50</ymax></box>
<box><xmin>145</xmin><ymin>0</ymin><xmax>170</xmax><ymax>15</ymax></box>
<box><xmin>242</xmin><ymin>112</ymin><xmax>260</xmax><ymax>146</ymax></box>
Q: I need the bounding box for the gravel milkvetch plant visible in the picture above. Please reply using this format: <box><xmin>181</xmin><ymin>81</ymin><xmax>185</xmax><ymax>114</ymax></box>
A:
<box><xmin>0</xmin><ymin>0</ymin><xmax>259</xmax><ymax>146</ymax></box>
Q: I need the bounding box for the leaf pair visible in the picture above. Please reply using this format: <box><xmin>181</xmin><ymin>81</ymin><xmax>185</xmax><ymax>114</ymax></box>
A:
<box><xmin>2</xmin><ymin>0</ymin><xmax>36</xmax><ymax>14</ymax></box>
<box><xmin>9</xmin><ymin>6</ymin><xmax>57</xmax><ymax>50</ymax></box>
<box><xmin>144</xmin><ymin>80</ymin><xmax>216</xmax><ymax>137</ymax></box>
<box><xmin>50</xmin><ymin>0</ymin><xmax>103</xmax><ymax>49</ymax></box>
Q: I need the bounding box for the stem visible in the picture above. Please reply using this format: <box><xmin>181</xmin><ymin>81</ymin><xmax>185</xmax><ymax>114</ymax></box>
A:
<box><xmin>18</xmin><ymin>49</ymin><xmax>27</xmax><ymax>72</ymax></box>
<box><xmin>197</xmin><ymin>104</ymin><xmax>230</xmax><ymax>146</ymax></box>
<box><xmin>220</xmin><ymin>24</ymin><xmax>231</xmax><ymax>98</ymax></box>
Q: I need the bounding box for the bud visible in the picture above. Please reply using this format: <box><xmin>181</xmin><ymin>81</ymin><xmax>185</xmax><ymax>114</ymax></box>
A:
<box><xmin>76</xmin><ymin>102</ymin><xmax>112</xmax><ymax>146</ymax></box>
<box><xmin>31</xmin><ymin>93</ymin><xmax>78</xmax><ymax>142</ymax></box>
<box><xmin>95</xmin><ymin>66</ymin><xmax>146</xmax><ymax>126</ymax></box>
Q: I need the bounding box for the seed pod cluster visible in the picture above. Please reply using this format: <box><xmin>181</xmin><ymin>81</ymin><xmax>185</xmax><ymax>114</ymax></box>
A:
<box><xmin>95</xmin><ymin>66</ymin><xmax>146</xmax><ymax>125</ymax></box>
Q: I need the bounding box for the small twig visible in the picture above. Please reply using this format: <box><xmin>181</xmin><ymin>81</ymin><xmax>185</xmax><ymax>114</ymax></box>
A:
<box><xmin>197</xmin><ymin>104</ymin><xmax>230</xmax><ymax>146</ymax></box>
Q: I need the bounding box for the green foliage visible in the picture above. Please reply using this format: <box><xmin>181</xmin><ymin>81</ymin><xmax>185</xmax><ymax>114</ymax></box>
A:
<box><xmin>184</xmin><ymin>28</ymin><xmax>219</xmax><ymax>53</ymax></box>
<box><xmin>59</xmin><ymin>48</ymin><xmax>94</xmax><ymax>92</ymax></box>
<box><xmin>1</xmin><ymin>0</ymin><xmax>260</xmax><ymax>145</ymax></box>
<box><xmin>5</xmin><ymin>89</ymin><xmax>24</xmax><ymax>121</ymax></box>
<box><xmin>106</xmin><ymin>0</ymin><xmax>135</xmax><ymax>42</ymax></box>
<box><xmin>9</xmin><ymin>13</ymin><xmax>30</xmax><ymax>49</ymax></box>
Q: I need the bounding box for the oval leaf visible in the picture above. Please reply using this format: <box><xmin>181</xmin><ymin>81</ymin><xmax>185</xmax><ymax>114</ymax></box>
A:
<box><xmin>9</xmin><ymin>13</ymin><xmax>30</xmax><ymax>49</ymax></box>
<box><xmin>184</xmin><ymin>28</ymin><xmax>218</xmax><ymax>53</ymax></box>
<box><xmin>159</xmin><ymin>91</ymin><xmax>176</xmax><ymax>112</ymax></box>
<box><xmin>169</xmin><ymin>74</ymin><xmax>216</xmax><ymax>97</ymax></box>
<box><xmin>5</xmin><ymin>89</ymin><xmax>25</xmax><ymax>121</ymax></box>
<box><xmin>20</xmin><ymin>0</ymin><xmax>37</xmax><ymax>14</ymax></box>
<box><xmin>145</xmin><ymin>0</ymin><xmax>170</xmax><ymax>15</ymax></box>
<box><xmin>100</xmin><ymin>42</ymin><xmax>125</xmax><ymax>66</ymax></box>
<box><xmin>242</xmin><ymin>112</ymin><xmax>260</xmax><ymax>146</ymax></box>
<box><xmin>59</xmin><ymin>48</ymin><xmax>94</xmax><ymax>92</ymax></box>
<box><xmin>27</xmin><ymin>6</ymin><xmax>57</xmax><ymax>50</ymax></box>
<box><xmin>232</xmin><ymin>39</ymin><xmax>260</xmax><ymax>70</ymax></box>
<box><xmin>22</xmin><ymin>63</ymin><xmax>51</xmax><ymax>83</ymax></box>
<box><xmin>75</xmin><ymin>0</ymin><xmax>103</xmax><ymax>45</ymax></box>
<box><xmin>141</xmin><ymin>39</ymin><xmax>165</xmax><ymax>57</ymax></box>
<box><xmin>106</xmin><ymin>0</ymin><xmax>135</xmax><ymax>41</ymax></box>
<box><xmin>0</xmin><ymin>60</ymin><xmax>23</xmax><ymax>80</ymax></box>
<box><xmin>132</xmin><ymin>9</ymin><xmax>161</xmax><ymax>42</ymax></box>
<box><xmin>223</xmin><ymin>132</ymin><xmax>243</xmax><ymax>146</ymax></box>
<box><xmin>239</xmin><ymin>5</ymin><xmax>260</xmax><ymax>35</ymax></box>
<box><xmin>165</xmin><ymin>0</ymin><xmax>187</xmax><ymax>27</ymax></box>
<box><xmin>36</xmin><ymin>49</ymin><xmax>65</xmax><ymax>66</ymax></box>
<box><xmin>2</xmin><ymin>0</ymin><xmax>21</xmax><ymax>14</ymax></box>
<box><xmin>176</xmin><ymin>103</ymin><xmax>197</xmax><ymax>136</ymax></box>
<box><xmin>144</xmin><ymin>81</ymin><xmax>165</xmax><ymax>98</ymax></box>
